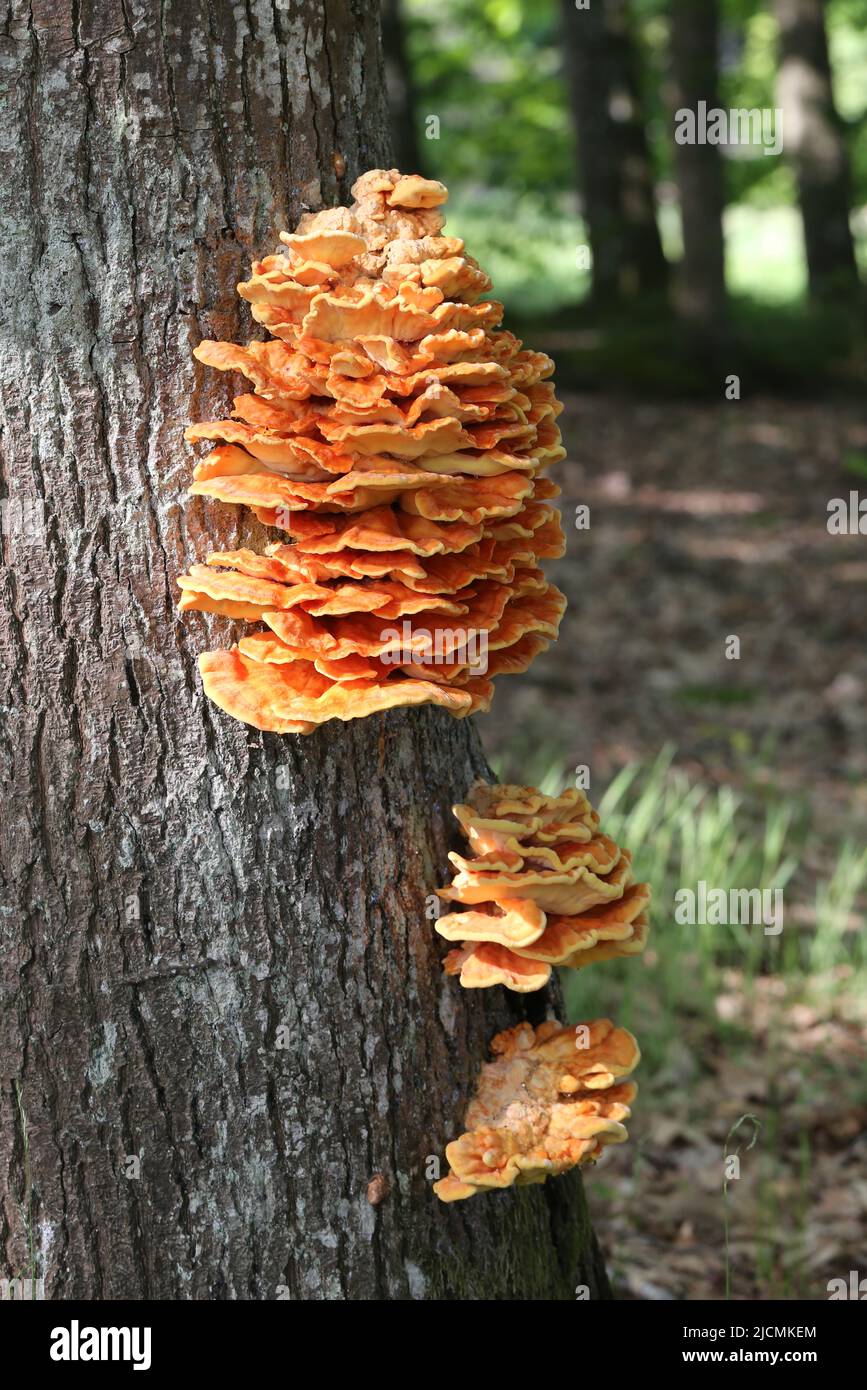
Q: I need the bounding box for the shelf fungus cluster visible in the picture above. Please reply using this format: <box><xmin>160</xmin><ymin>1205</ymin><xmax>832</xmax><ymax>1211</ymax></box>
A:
<box><xmin>434</xmin><ymin>1019</ymin><xmax>640</xmax><ymax>1202</ymax></box>
<box><xmin>177</xmin><ymin>169</ymin><xmax>567</xmax><ymax>732</ymax></box>
<box><xmin>436</xmin><ymin>781</ymin><xmax>651</xmax><ymax>993</ymax></box>
<box><xmin>434</xmin><ymin>782</ymin><xmax>649</xmax><ymax>1201</ymax></box>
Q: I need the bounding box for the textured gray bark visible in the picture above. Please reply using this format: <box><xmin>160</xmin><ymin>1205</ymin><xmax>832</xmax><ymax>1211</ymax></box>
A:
<box><xmin>0</xmin><ymin>0</ymin><xmax>609</xmax><ymax>1299</ymax></box>
<box><xmin>560</xmin><ymin>0</ymin><xmax>668</xmax><ymax>305</ymax></box>
<box><xmin>773</xmin><ymin>0</ymin><xmax>860</xmax><ymax>301</ymax></box>
<box><xmin>668</xmin><ymin>0</ymin><xmax>727</xmax><ymax>326</ymax></box>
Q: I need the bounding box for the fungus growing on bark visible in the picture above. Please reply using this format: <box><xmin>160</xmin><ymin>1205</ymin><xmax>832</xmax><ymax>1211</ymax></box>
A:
<box><xmin>436</xmin><ymin>781</ymin><xmax>651</xmax><ymax>991</ymax></box>
<box><xmin>178</xmin><ymin>170</ymin><xmax>567</xmax><ymax>731</ymax></box>
<box><xmin>433</xmin><ymin>1019</ymin><xmax>640</xmax><ymax>1201</ymax></box>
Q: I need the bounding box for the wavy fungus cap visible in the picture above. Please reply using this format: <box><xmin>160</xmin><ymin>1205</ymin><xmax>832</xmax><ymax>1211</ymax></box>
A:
<box><xmin>177</xmin><ymin>171</ymin><xmax>567</xmax><ymax>731</ymax></box>
<box><xmin>433</xmin><ymin>1019</ymin><xmax>639</xmax><ymax>1202</ymax></box>
<box><xmin>436</xmin><ymin>781</ymin><xmax>651</xmax><ymax>991</ymax></box>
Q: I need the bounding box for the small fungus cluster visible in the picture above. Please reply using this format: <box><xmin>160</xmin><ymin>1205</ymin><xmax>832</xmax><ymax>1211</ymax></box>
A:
<box><xmin>436</xmin><ymin>781</ymin><xmax>651</xmax><ymax>992</ymax></box>
<box><xmin>434</xmin><ymin>1019</ymin><xmax>640</xmax><ymax>1202</ymax></box>
<box><xmin>435</xmin><ymin>782</ymin><xmax>649</xmax><ymax>1201</ymax></box>
<box><xmin>178</xmin><ymin>169</ymin><xmax>566</xmax><ymax>732</ymax></box>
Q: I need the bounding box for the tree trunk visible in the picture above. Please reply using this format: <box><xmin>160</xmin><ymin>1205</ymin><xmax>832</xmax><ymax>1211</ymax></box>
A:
<box><xmin>0</xmin><ymin>0</ymin><xmax>609</xmax><ymax>1300</ymax></box>
<box><xmin>560</xmin><ymin>0</ymin><xmax>668</xmax><ymax>306</ymax></box>
<box><xmin>773</xmin><ymin>0</ymin><xmax>860</xmax><ymax>301</ymax></box>
<box><xmin>668</xmin><ymin>0</ymin><xmax>727</xmax><ymax>326</ymax></box>
<box><xmin>381</xmin><ymin>0</ymin><xmax>424</xmax><ymax>177</ymax></box>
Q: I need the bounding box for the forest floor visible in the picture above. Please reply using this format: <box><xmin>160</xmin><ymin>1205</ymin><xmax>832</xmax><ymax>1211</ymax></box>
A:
<box><xmin>481</xmin><ymin>394</ymin><xmax>867</xmax><ymax>1301</ymax></box>
<box><xmin>486</xmin><ymin>392</ymin><xmax>867</xmax><ymax>815</ymax></box>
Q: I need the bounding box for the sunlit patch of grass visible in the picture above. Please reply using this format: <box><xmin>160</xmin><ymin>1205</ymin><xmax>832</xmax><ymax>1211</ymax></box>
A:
<box><xmin>524</xmin><ymin>749</ymin><xmax>865</xmax><ymax>1299</ymax></box>
<box><xmin>811</xmin><ymin>842</ymin><xmax>867</xmax><ymax>974</ymax></box>
<box><xmin>564</xmin><ymin>756</ymin><xmax>800</xmax><ymax>1067</ymax></box>
<box><xmin>488</xmin><ymin>746</ymin><xmax>867</xmax><ymax>1073</ymax></box>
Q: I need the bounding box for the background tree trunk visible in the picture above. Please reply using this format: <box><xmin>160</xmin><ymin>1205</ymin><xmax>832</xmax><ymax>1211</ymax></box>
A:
<box><xmin>560</xmin><ymin>0</ymin><xmax>668</xmax><ymax>306</ymax></box>
<box><xmin>668</xmin><ymin>0</ymin><xmax>727</xmax><ymax>326</ymax></box>
<box><xmin>381</xmin><ymin>0</ymin><xmax>424</xmax><ymax>177</ymax></box>
<box><xmin>0</xmin><ymin>0</ymin><xmax>609</xmax><ymax>1300</ymax></box>
<box><xmin>773</xmin><ymin>0</ymin><xmax>860</xmax><ymax>301</ymax></box>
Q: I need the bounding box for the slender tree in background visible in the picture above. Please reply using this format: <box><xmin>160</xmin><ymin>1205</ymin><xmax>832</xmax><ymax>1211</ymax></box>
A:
<box><xmin>381</xmin><ymin>0</ymin><xmax>424</xmax><ymax>176</ymax></box>
<box><xmin>0</xmin><ymin>0</ymin><xmax>608</xmax><ymax>1300</ymax></box>
<box><xmin>773</xmin><ymin>0</ymin><xmax>860</xmax><ymax>301</ymax></box>
<box><xmin>667</xmin><ymin>0</ymin><xmax>727</xmax><ymax>327</ymax></box>
<box><xmin>560</xmin><ymin>0</ymin><xmax>668</xmax><ymax>306</ymax></box>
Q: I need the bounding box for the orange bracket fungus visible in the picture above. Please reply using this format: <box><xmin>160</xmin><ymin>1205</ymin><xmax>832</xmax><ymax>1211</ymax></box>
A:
<box><xmin>178</xmin><ymin>171</ymin><xmax>647</xmax><ymax>1216</ymax></box>
<box><xmin>433</xmin><ymin>1019</ymin><xmax>640</xmax><ymax>1202</ymax></box>
<box><xmin>434</xmin><ymin>782</ymin><xmax>649</xmax><ymax>1202</ymax></box>
<box><xmin>178</xmin><ymin>169</ymin><xmax>567</xmax><ymax>732</ymax></box>
<box><xmin>436</xmin><ymin>781</ymin><xmax>651</xmax><ymax>992</ymax></box>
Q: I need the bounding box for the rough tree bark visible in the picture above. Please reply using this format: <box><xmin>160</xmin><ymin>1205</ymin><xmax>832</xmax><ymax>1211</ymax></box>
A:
<box><xmin>668</xmin><ymin>0</ymin><xmax>727</xmax><ymax>327</ymax></box>
<box><xmin>773</xmin><ymin>0</ymin><xmax>860</xmax><ymax>301</ymax></box>
<box><xmin>560</xmin><ymin>0</ymin><xmax>668</xmax><ymax>306</ymax></box>
<box><xmin>0</xmin><ymin>0</ymin><xmax>610</xmax><ymax>1299</ymax></box>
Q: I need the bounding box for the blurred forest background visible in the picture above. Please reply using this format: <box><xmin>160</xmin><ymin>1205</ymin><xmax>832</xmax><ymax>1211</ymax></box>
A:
<box><xmin>384</xmin><ymin>0</ymin><xmax>866</xmax><ymax>386</ymax></box>
<box><xmin>381</xmin><ymin>0</ymin><xmax>867</xmax><ymax>1299</ymax></box>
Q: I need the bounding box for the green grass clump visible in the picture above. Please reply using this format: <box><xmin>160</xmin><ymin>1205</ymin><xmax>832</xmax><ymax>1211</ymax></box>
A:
<box><xmin>490</xmin><ymin>746</ymin><xmax>867</xmax><ymax>1069</ymax></box>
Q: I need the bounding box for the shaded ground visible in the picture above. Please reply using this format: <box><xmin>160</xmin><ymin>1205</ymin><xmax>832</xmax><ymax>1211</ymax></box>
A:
<box><xmin>589</xmin><ymin>967</ymin><xmax>867</xmax><ymax>1301</ymax></box>
<box><xmin>486</xmin><ymin>394</ymin><xmax>867</xmax><ymax>813</ymax></box>
<box><xmin>478</xmin><ymin>395</ymin><xmax>867</xmax><ymax>1300</ymax></box>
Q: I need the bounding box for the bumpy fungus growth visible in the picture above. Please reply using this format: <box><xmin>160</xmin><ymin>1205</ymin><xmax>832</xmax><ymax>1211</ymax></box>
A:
<box><xmin>179</xmin><ymin>176</ymin><xmax>646</xmax><ymax>1216</ymax></box>
<box><xmin>433</xmin><ymin>1019</ymin><xmax>640</xmax><ymax>1202</ymax></box>
<box><xmin>437</xmin><ymin>781</ymin><xmax>651</xmax><ymax>992</ymax></box>
<box><xmin>433</xmin><ymin>783</ymin><xmax>649</xmax><ymax>1201</ymax></box>
<box><xmin>178</xmin><ymin>170</ymin><xmax>567</xmax><ymax>731</ymax></box>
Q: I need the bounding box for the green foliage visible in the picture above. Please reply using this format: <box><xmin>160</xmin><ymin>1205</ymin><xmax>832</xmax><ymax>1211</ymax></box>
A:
<box><xmin>445</xmin><ymin>187</ymin><xmax>589</xmax><ymax>314</ymax></box>
<box><xmin>406</xmin><ymin>0</ymin><xmax>867</xmax><ymax>206</ymax></box>
<box><xmin>405</xmin><ymin>0</ymin><xmax>573</xmax><ymax>193</ymax></box>
<box><xmin>843</xmin><ymin>451</ymin><xmax>867</xmax><ymax>478</ymax></box>
<box><xmin>402</xmin><ymin>0</ymin><xmax>867</xmax><ymax>330</ymax></box>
